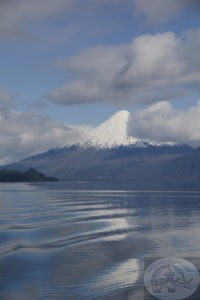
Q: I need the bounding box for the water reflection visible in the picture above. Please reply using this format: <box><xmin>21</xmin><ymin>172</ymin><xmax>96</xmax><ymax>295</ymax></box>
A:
<box><xmin>73</xmin><ymin>258</ymin><xmax>140</xmax><ymax>299</ymax></box>
<box><xmin>0</xmin><ymin>183</ymin><xmax>200</xmax><ymax>299</ymax></box>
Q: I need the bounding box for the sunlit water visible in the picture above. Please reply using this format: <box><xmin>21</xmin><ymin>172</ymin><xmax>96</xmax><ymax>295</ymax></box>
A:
<box><xmin>0</xmin><ymin>182</ymin><xmax>200</xmax><ymax>299</ymax></box>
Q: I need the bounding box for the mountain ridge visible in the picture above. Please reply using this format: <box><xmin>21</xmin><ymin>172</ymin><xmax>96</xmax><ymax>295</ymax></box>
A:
<box><xmin>0</xmin><ymin>110</ymin><xmax>198</xmax><ymax>189</ymax></box>
<box><xmin>64</xmin><ymin>110</ymin><xmax>181</xmax><ymax>150</ymax></box>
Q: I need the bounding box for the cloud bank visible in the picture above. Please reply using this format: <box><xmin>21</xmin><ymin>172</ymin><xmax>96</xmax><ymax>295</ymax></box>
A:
<box><xmin>1</xmin><ymin>87</ymin><xmax>200</xmax><ymax>164</ymax></box>
<box><xmin>48</xmin><ymin>30</ymin><xmax>200</xmax><ymax>106</ymax></box>
<box><xmin>129</xmin><ymin>101</ymin><xmax>200</xmax><ymax>147</ymax></box>
<box><xmin>0</xmin><ymin>89</ymin><xmax>92</xmax><ymax>164</ymax></box>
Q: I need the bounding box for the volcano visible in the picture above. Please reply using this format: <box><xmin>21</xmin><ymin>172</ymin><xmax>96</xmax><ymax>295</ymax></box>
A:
<box><xmin>0</xmin><ymin>110</ymin><xmax>195</xmax><ymax>189</ymax></box>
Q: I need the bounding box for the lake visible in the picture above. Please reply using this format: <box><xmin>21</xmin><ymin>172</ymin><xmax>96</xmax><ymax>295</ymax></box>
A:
<box><xmin>0</xmin><ymin>182</ymin><xmax>200</xmax><ymax>299</ymax></box>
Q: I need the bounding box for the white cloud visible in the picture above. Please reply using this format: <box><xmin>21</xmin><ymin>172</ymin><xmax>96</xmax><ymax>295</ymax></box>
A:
<box><xmin>0</xmin><ymin>90</ymin><xmax>92</xmax><ymax>164</ymax></box>
<box><xmin>49</xmin><ymin>45</ymin><xmax>127</xmax><ymax>105</ymax></box>
<box><xmin>128</xmin><ymin>101</ymin><xmax>200</xmax><ymax>147</ymax></box>
<box><xmin>48</xmin><ymin>30</ymin><xmax>200</xmax><ymax>106</ymax></box>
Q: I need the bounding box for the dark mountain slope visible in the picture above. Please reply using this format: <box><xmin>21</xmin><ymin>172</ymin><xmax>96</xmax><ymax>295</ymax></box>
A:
<box><xmin>163</xmin><ymin>147</ymin><xmax>200</xmax><ymax>180</ymax></box>
<box><xmin>1</xmin><ymin>145</ymin><xmax>192</xmax><ymax>183</ymax></box>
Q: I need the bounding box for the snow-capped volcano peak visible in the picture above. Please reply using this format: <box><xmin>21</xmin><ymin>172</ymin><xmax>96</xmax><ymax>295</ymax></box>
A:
<box><xmin>83</xmin><ymin>110</ymin><xmax>139</xmax><ymax>149</ymax></box>
<box><xmin>81</xmin><ymin>110</ymin><xmax>180</xmax><ymax>149</ymax></box>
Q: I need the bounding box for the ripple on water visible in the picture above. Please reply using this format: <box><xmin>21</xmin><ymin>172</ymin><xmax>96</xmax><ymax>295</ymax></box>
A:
<box><xmin>0</xmin><ymin>183</ymin><xmax>200</xmax><ymax>299</ymax></box>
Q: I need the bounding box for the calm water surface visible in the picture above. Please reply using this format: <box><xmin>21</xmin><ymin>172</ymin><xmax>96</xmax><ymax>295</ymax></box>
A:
<box><xmin>0</xmin><ymin>182</ymin><xmax>200</xmax><ymax>299</ymax></box>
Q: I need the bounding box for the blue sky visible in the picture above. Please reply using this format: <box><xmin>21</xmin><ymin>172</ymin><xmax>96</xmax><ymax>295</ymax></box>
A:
<box><xmin>0</xmin><ymin>0</ymin><xmax>200</xmax><ymax>163</ymax></box>
<box><xmin>0</xmin><ymin>0</ymin><xmax>199</xmax><ymax>124</ymax></box>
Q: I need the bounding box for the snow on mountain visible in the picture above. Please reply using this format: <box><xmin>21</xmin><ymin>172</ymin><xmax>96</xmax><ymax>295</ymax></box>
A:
<box><xmin>82</xmin><ymin>110</ymin><xmax>178</xmax><ymax>149</ymax></box>
<box><xmin>82</xmin><ymin>110</ymin><xmax>138</xmax><ymax>149</ymax></box>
